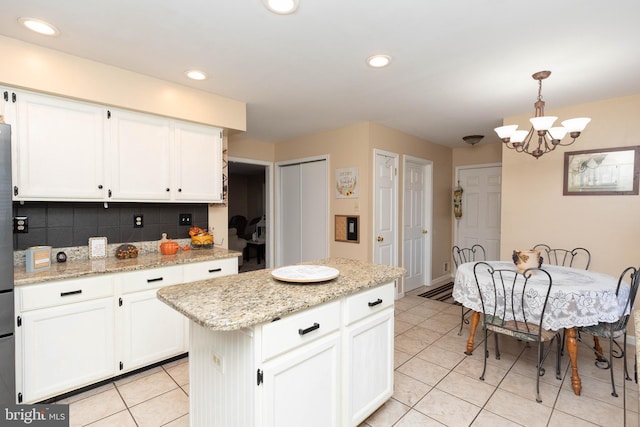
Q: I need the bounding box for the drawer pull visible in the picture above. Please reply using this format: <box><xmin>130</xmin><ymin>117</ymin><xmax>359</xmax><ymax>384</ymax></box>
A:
<box><xmin>368</xmin><ymin>298</ymin><xmax>383</xmax><ymax>307</ymax></box>
<box><xmin>208</xmin><ymin>268</ymin><xmax>222</xmax><ymax>273</ymax></box>
<box><xmin>147</xmin><ymin>277</ymin><xmax>164</xmax><ymax>283</ymax></box>
<box><xmin>60</xmin><ymin>290</ymin><xmax>82</xmax><ymax>297</ymax></box>
<box><xmin>298</xmin><ymin>323</ymin><xmax>320</xmax><ymax>336</ymax></box>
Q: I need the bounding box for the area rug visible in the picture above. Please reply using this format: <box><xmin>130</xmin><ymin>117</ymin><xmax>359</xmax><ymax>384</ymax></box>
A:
<box><xmin>417</xmin><ymin>281</ymin><xmax>458</xmax><ymax>304</ymax></box>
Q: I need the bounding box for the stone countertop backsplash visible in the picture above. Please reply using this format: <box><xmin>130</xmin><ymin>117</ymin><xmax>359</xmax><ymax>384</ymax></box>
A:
<box><xmin>14</xmin><ymin>239</ymin><xmax>241</xmax><ymax>286</ymax></box>
<box><xmin>157</xmin><ymin>257</ymin><xmax>405</xmax><ymax>331</ymax></box>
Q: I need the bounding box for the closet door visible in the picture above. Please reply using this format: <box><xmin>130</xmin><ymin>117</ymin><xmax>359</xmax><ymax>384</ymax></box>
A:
<box><xmin>279</xmin><ymin>160</ymin><xmax>327</xmax><ymax>265</ymax></box>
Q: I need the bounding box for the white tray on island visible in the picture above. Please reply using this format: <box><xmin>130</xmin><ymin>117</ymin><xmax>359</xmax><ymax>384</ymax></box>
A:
<box><xmin>271</xmin><ymin>265</ymin><xmax>339</xmax><ymax>283</ymax></box>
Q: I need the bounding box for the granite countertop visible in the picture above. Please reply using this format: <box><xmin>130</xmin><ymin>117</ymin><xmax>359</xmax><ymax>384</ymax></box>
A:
<box><xmin>157</xmin><ymin>257</ymin><xmax>405</xmax><ymax>331</ymax></box>
<box><xmin>14</xmin><ymin>247</ymin><xmax>241</xmax><ymax>286</ymax></box>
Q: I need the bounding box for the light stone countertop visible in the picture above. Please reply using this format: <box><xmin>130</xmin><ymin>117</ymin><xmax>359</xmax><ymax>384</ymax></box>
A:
<box><xmin>157</xmin><ymin>257</ymin><xmax>405</xmax><ymax>331</ymax></box>
<box><xmin>14</xmin><ymin>247</ymin><xmax>241</xmax><ymax>286</ymax></box>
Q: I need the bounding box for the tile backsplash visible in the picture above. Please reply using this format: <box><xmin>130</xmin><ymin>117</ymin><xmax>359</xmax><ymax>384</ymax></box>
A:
<box><xmin>12</xmin><ymin>201</ymin><xmax>208</xmax><ymax>250</ymax></box>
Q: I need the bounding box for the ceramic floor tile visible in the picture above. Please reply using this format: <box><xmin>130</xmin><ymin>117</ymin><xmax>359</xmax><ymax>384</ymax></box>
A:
<box><xmin>471</xmin><ymin>410</ymin><xmax>524</xmax><ymax>426</ymax></box>
<box><xmin>393</xmin><ymin>371</ymin><xmax>432</xmax><ymax>406</ymax></box>
<box><xmin>363</xmin><ymin>397</ymin><xmax>410</xmax><ymax>427</ymax></box>
<box><xmin>117</xmin><ymin>370</ymin><xmax>180</xmax><ymax>407</ymax></box>
<box><xmin>162</xmin><ymin>413</ymin><xmax>190</xmax><ymax>426</ymax></box>
<box><xmin>413</xmin><ymin>388</ymin><xmax>481</xmax><ymax>427</ymax></box>
<box><xmin>56</xmin><ymin>383</ymin><xmax>116</xmax><ymax>405</ymax></box>
<box><xmin>415</xmin><ymin>344</ymin><xmax>466</xmax><ymax>370</ymax></box>
<box><xmin>114</xmin><ymin>366</ymin><xmax>163</xmax><ymax>387</ymax></box>
<box><xmin>395</xmin><ymin>310</ymin><xmax>428</xmax><ymax>326</ymax></box>
<box><xmin>394</xmin><ymin>349</ymin><xmax>413</xmax><ymax>368</ymax></box>
<box><xmin>394</xmin><ymin>409</ymin><xmax>446</xmax><ymax>426</ymax></box>
<box><xmin>498</xmin><ymin>370</ymin><xmax>562</xmax><ymax>406</ymax></box>
<box><xmin>547</xmin><ymin>409</ymin><xmax>600</xmax><ymax>427</ymax></box>
<box><xmin>452</xmin><ymin>356</ymin><xmax>509</xmax><ymax>387</ymax></box>
<box><xmin>68</xmin><ymin>388</ymin><xmax>126</xmax><ymax>427</ymax></box>
<box><xmin>435</xmin><ymin>371</ymin><xmax>496</xmax><ymax>407</ymax></box>
<box><xmin>129</xmin><ymin>388</ymin><xmax>189</xmax><ymax>427</ymax></box>
<box><xmin>85</xmin><ymin>409</ymin><xmax>137</xmax><ymax>427</ymax></box>
<box><xmin>165</xmin><ymin>361</ymin><xmax>189</xmax><ymax>386</ymax></box>
<box><xmin>396</xmin><ymin>356</ymin><xmax>451</xmax><ymax>387</ymax></box>
<box><xmin>394</xmin><ymin>319</ymin><xmax>414</xmax><ymax>335</ymax></box>
<box><xmin>484</xmin><ymin>388</ymin><xmax>552</xmax><ymax>427</ymax></box>
<box><xmin>554</xmin><ymin>387</ymin><xmax>628</xmax><ymax>426</ymax></box>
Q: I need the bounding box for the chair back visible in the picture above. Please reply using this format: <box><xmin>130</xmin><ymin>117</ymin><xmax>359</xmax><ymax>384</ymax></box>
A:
<box><xmin>452</xmin><ymin>244</ymin><xmax>486</xmax><ymax>268</ymax></box>
<box><xmin>472</xmin><ymin>261</ymin><xmax>554</xmax><ymax>341</ymax></box>
<box><xmin>611</xmin><ymin>266</ymin><xmax>640</xmax><ymax>332</ymax></box>
<box><xmin>532</xmin><ymin>244</ymin><xmax>591</xmax><ymax>270</ymax></box>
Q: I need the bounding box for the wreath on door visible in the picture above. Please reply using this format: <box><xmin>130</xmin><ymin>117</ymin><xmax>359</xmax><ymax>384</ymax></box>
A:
<box><xmin>453</xmin><ymin>182</ymin><xmax>463</xmax><ymax>219</ymax></box>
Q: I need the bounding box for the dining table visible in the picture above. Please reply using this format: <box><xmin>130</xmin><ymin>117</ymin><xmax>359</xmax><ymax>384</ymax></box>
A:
<box><xmin>452</xmin><ymin>260</ymin><xmax>630</xmax><ymax>396</ymax></box>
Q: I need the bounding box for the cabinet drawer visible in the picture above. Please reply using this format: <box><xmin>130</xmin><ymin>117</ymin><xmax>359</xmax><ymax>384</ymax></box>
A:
<box><xmin>120</xmin><ymin>265</ymin><xmax>183</xmax><ymax>294</ymax></box>
<box><xmin>182</xmin><ymin>258</ymin><xmax>237</xmax><ymax>283</ymax></box>
<box><xmin>19</xmin><ymin>275</ymin><xmax>113</xmax><ymax>312</ymax></box>
<box><xmin>344</xmin><ymin>282</ymin><xmax>395</xmax><ymax>326</ymax></box>
<box><xmin>260</xmin><ymin>300</ymin><xmax>341</xmax><ymax>361</ymax></box>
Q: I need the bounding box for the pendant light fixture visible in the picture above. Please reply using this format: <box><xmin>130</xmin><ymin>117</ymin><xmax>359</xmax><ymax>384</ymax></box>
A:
<box><xmin>494</xmin><ymin>71</ymin><xmax>591</xmax><ymax>159</ymax></box>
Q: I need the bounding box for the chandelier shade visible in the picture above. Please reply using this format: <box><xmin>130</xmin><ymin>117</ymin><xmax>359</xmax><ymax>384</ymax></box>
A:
<box><xmin>495</xmin><ymin>71</ymin><xmax>591</xmax><ymax>159</ymax></box>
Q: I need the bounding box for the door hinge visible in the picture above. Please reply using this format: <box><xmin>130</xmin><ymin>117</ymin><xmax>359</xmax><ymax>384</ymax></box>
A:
<box><xmin>119</xmin><ymin>361</ymin><xmax>123</xmax><ymax>371</ymax></box>
<box><xmin>17</xmin><ymin>393</ymin><xmax>23</xmax><ymax>403</ymax></box>
<box><xmin>119</xmin><ymin>297</ymin><xmax>123</xmax><ymax>307</ymax></box>
<box><xmin>257</xmin><ymin>369</ymin><xmax>263</xmax><ymax>386</ymax></box>
<box><xmin>107</xmin><ymin>110</ymin><xmax>111</xmax><ymax>119</ymax></box>
<box><xmin>3</xmin><ymin>91</ymin><xmax>7</xmax><ymax>102</ymax></box>
<box><xmin>13</xmin><ymin>186</ymin><xmax>18</xmax><ymax>196</ymax></box>
<box><xmin>11</xmin><ymin>92</ymin><xmax>16</xmax><ymax>103</ymax></box>
<box><xmin>16</xmin><ymin>316</ymin><xmax>21</xmax><ymax>327</ymax></box>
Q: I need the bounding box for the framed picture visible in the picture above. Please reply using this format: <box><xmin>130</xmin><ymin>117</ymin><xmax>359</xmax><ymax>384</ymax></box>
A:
<box><xmin>335</xmin><ymin>167</ymin><xmax>359</xmax><ymax>198</ymax></box>
<box><xmin>563</xmin><ymin>146</ymin><xmax>640</xmax><ymax>195</ymax></box>
<box><xmin>88</xmin><ymin>237</ymin><xmax>108</xmax><ymax>259</ymax></box>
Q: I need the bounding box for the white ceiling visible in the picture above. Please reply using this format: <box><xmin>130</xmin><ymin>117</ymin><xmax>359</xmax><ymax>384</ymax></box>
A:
<box><xmin>1</xmin><ymin>1</ymin><xmax>639</xmax><ymax>148</ymax></box>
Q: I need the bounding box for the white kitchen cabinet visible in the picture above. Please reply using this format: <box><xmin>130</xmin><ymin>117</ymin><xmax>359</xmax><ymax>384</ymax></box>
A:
<box><xmin>16</xmin><ymin>275</ymin><xmax>115</xmax><ymax>403</ymax></box>
<box><xmin>109</xmin><ymin>108</ymin><xmax>172</xmax><ymax>201</ymax></box>
<box><xmin>173</xmin><ymin>121</ymin><xmax>223</xmax><ymax>202</ymax></box>
<box><xmin>117</xmin><ymin>265</ymin><xmax>187</xmax><ymax>372</ymax></box>
<box><xmin>12</xmin><ymin>90</ymin><xmax>107</xmax><ymax>201</ymax></box>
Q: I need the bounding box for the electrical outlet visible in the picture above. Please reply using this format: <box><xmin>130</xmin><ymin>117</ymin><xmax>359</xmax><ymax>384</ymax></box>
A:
<box><xmin>212</xmin><ymin>352</ymin><xmax>224</xmax><ymax>373</ymax></box>
<box><xmin>179</xmin><ymin>213</ymin><xmax>192</xmax><ymax>226</ymax></box>
<box><xmin>133</xmin><ymin>214</ymin><xmax>144</xmax><ymax>228</ymax></box>
<box><xmin>13</xmin><ymin>216</ymin><xmax>28</xmax><ymax>233</ymax></box>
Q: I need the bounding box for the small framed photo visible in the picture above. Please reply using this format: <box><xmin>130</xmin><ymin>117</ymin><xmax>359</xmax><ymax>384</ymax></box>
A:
<box><xmin>563</xmin><ymin>146</ymin><xmax>640</xmax><ymax>196</ymax></box>
<box><xmin>88</xmin><ymin>237</ymin><xmax>108</xmax><ymax>259</ymax></box>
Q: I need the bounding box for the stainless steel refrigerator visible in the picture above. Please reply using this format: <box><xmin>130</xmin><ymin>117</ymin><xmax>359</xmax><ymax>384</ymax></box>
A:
<box><xmin>0</xmin><ymin>123</ymin><xmax>15</xmax><ymax>404</ymax></box>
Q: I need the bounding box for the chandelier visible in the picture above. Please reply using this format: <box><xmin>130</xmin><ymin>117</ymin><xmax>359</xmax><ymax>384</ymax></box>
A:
<box><xmin>494</xmin><ymin>71</ymin><xmax>591</xmax><ymax>159</ymax></box>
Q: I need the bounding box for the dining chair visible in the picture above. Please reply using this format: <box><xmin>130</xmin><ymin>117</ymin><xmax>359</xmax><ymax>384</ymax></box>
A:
<box><xmin>452</xmin><ymin>244</ymin><xmax>486</xmax><ymax>335</ymax></box>
<box><xmin>532</xmin><ymin>243</ymin><xmax>591</xmax><ymax>270</ymax></box>
<box><xmin>472</xmin><ymin>262</ymin><xmax>562</xmax><ymax>403</ymax></box>
<box><xmin>577</xmin><ymin>265</ymin><xmax>639</xmax><ymax>398</ymax></box>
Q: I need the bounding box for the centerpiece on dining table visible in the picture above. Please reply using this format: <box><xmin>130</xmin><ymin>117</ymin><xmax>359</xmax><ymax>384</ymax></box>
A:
<box><xmin>512</xmin><ymin>249</ymin><xmax>543</xmax><ymax>272</ymax></box>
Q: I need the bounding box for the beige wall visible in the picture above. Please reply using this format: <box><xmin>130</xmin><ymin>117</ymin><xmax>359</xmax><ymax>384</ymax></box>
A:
<box><xmin>500</xmin><ymin>93</ymin><xmax>640</xmax><ymax>277</ymax></box>
<box><xmin>228</xmin><ymin>135</ymin><xmax>276</xmax><ymax>162</ymax></box>
<box><xmin>453</xmin><ymin>142</ymin><xmax>502</xmax><ymax>167</ymax></box>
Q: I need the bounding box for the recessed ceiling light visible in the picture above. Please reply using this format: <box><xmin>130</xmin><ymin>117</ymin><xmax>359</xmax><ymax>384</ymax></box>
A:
<box><xmin>366</xmin><ymin>54</ymin><xmax>391</xmax><ymax>68</ymax></box>
<box><xmin>18</xmin><ymin>17</ymin><xmax>59</xmax><ymax>36</ymax></box>
<box><xmin>185</xmin><ymin>70</ymin><xmax>207</xmax><ymax>81</ymax></box>
<box><xmin>263</xmin><ymin>0</ymin><xmax>299</xmax><ymax>15</ymax></box>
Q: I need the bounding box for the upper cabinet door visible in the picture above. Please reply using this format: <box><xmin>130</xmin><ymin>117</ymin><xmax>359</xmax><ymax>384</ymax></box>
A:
<box><xmin>14</xmin><ymin>91</ymin><xmax>107</xmax><ymax>200</ymax></box>
<box><xmin>109</xmin><ymin>109</ymin><xmax>172</xmax><ymax>201</ymax></box>
<box><xmin>174</xmin><ymin>121</ymin><xmax>223</xmax><ymax>202</ymax></box>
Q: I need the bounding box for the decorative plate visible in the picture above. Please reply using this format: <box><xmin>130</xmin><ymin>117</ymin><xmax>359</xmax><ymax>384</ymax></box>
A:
<box><xmin>271</xmin><ymin>265</ymin><xmax>339</xmax><ymax>283</ymax></box>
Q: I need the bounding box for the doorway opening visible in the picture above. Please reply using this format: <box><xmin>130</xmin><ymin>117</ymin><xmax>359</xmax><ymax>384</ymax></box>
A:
<box><xmin>228</xmin><ymin>158</ymin><xmax>273</xmax><ymax>272</ymax></box>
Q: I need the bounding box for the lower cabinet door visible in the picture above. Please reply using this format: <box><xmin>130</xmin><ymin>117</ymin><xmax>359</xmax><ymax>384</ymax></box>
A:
<box><xmin>259</xmin><ymin>332</ymin><xmax>341</xmax><ymax>427</ymax></box>
<box><xmin>119</xmin><ymin>289</ymin><xmax>187</xmax><ymax>372</ymax></box>
<box><xmin>344</xmin><ymin>307</ymin><xmax>394</xmax><ymax>426</ymax></box>
<box><xmin>21</xmin><ymin>297</ymin><xmax>115</xmax><ymax>403</ymax></box>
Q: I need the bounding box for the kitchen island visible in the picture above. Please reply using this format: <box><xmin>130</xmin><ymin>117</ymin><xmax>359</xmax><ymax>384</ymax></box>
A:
<box><xmin>157</xmin><ymin>258</ymin><xmax>404</xmax><ymax>427</ymax></box>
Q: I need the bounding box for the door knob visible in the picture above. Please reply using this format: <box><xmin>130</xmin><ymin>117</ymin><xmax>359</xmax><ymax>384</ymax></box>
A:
<box><xmin>422</xmin><ymin>229</ymin><xmax>428</xmax><ymax>234</ymax></box>
<box><xmin>377</xmin><ymin>236</ymin><xmax>384</xmax><ymax>242</ymax></box>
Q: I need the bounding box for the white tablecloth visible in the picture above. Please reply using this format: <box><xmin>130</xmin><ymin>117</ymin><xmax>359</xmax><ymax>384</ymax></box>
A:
<box><xmin>452</xmin><ymin>261</ymin><xmax>630</xmax><ymax>331</ymax></box>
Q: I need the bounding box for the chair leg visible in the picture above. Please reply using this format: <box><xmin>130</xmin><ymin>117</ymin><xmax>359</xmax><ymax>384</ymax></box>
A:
<box><xmin>480</xmin><ymin>329</ymin><xmax>488</xmax><ymax>381</ymax></box>
<box><xmin>609</xmin><ymin>336</ymin><xmax>618</xmax><ymax>398</ymax></box>
<box><xmin>458</xmin><ymin>305</ymin><xmax>465</xmax><ymax>335</ymax></box>
<box><xmin>493</xmin><ymin>332</ymin><xmax>500</xmax><ymax>360</ymax></box>
<box><xmin>536</xmin><ymin>342</ymin><xmax>543</xmax><ymax>403</ymax></box>
<box><xmin>555</xmin><ymin>335</ymin><xmax>562</xmax><ymax>380</ymax></box>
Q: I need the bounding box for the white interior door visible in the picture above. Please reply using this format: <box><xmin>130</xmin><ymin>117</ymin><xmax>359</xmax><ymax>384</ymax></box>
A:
<box><xmin>373</xmin><ymin>151</ymin><xmax>398</xmax><ymax>270</ymax></box>
<box><xmin>403</xmin><ymin>157</ymin><xmax>432</xmax><ymax>292</ymax></box>
<box><xmin>455</xmin><ymin>165</ymin><xmax>502</xmax><ymax>260</ymax></box>
<box><xmin>278</xmin><ymin>159</ymin><xmax>328</xmax><ymax>266</ymax></box>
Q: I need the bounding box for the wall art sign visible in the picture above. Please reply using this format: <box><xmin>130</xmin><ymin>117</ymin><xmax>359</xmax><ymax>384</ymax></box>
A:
<box><xmin>88</xmin><ymin>236</ymin><xmax>108</xmax><ymax>259</ymax></box>
<box><xmin>335</xmin><ymin>167</ymin><xmax>359</xmax><ymax>198</ymax></box>
<box><xmin>563</xmin><ymin>146</ymin><xmax>640</xmax><ymax>195</ymax></box>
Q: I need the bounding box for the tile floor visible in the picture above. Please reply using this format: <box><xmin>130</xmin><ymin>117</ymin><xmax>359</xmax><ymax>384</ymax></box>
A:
<box><xmin>59</xmin><ymin>285</ymin><xmax>638</xmax><ymax>426</ymax></box>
